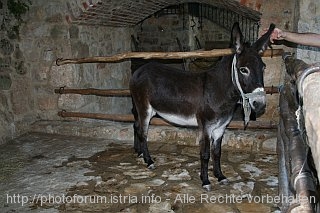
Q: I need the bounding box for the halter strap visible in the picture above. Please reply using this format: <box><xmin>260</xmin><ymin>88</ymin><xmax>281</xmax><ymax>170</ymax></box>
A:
<box><xmin>231</xmin><ymin>55</ymin><xmax>265</xmax><ymax>127</ymax></box>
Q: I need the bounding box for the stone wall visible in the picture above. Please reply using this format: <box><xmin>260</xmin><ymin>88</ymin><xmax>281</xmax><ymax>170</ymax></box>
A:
<box><xmin>0</xmin><ymin>0</ymin><xmax>132</xmax><ymax>144</ymax></box>
<box><xmin>0</xmin><ymin>0</ymin><xmax>298</xmax><ymax>144</ymax></box>
<box><xmin>296</xmin><ymin>0</ymin><xmax>320</xmax><ymax>63</ymax></box>
<box><xmin>0</xmin><ymin>0</ymin><xmax>33</xmax><ymax>144</ymax></box>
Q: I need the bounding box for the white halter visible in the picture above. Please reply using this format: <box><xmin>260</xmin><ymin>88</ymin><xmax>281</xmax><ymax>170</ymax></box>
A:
<box><xmin>231</xmin><ymin>55</ymin><xmax>265</xmax><ymax>127</ymax></box>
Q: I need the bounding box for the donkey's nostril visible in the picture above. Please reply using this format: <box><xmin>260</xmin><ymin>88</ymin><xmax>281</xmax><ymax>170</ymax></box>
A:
<box><xmin>251</xmin><ymin>99</ymin><xmax>266</xmax><ymax>117</ymax></box>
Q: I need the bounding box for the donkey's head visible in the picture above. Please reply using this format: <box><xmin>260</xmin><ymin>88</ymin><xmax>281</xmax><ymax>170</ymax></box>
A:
<box><xmin>230</xmin><ymin>22</ymin><xmax>275</xmax><ymax>117</ymax></box>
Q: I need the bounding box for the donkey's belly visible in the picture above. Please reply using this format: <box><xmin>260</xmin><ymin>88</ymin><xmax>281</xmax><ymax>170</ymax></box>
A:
<box><xmin>156</xmin><ymin>111</ymin><xmax>198</xmax><ymax>126</ymax></box>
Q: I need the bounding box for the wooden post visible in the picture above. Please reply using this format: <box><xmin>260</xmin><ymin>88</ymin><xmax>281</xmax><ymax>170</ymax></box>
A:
<box><xmin>56</xmin><ymin>49</ymin><xmax>284</xmax><ymax>65</ymax></box>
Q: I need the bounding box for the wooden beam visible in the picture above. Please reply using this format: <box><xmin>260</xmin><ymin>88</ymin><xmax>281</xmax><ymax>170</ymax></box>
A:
<box><xmin>58</xmin><ymin>111</ymin><xmax>277</xmax><ymax>129</ymax></box>
<box><xmin>54</xmin><ymin>86</ymin><xmax>279</xmax><ymax>96</ymax></box>
<box><xmin>54</xmin><ymin>88</ymin><xmax>131</xmax><ymax>96</ymax></box>
<box><xmin>265</xmin><ymin>86</ymin><xmax>279</xmax><ymax>95</ymax></box>
<box><xmin>56</xmin><ymin>49</ymin><xmax>284</xmax><ymax>65</ymax></box>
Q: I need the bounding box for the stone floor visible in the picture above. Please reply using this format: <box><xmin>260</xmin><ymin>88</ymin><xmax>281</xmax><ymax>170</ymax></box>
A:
<box><xmin>0</xmin><ymin>132</ymin><xmax>280</xmax><ymax>213</ymax></box>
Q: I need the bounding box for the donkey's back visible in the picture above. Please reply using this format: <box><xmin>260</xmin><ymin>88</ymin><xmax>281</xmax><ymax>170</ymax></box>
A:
<box><xmin>130</xmin><ymin>62</ymin><xmax>209</xmax><ymax>126</ymax></box>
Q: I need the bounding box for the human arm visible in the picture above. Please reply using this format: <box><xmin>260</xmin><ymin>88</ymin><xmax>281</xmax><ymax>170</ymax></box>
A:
<box><xmin>270</xmin><ymin>28</ymin><xmax>320</xmax><ymax>48</ymax></box>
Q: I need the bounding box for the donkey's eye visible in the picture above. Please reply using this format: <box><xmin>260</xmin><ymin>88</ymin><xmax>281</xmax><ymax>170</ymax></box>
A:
<box><xmin>239</xmin><ymin>67</ymin><xmax>250</xmax><ymax>75</ymax></box>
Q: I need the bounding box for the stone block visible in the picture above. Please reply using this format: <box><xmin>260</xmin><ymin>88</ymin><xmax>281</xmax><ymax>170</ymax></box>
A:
<box><xmin>0</xmin><ymin>119</ymin><xmax>11</xmax><ymax>145</ymax></box>
<box><xmin>0</xmin><ymin>57</ymin><xmax>11</xmax><ymax>69</ymax></box>
<box><xmin>58</xmin><ymin>94</ymin><xmax>85</xmax><ymax>110</ymax></box>
<box><xmin>46</xmin><ymin>13</ymin><xmax>64</xmax><ymax>23</ymax></box>
<box><xmin>42</xmin><ymin>49</ymin><xmax>54</xmax><ymax>62</ymax></box>
<box><xmin>25</xmin><ymin>24</ymin><xmax>51</xmax><ymax>38</ymax></box>
<box><xmin>14</xmin><ymin>60</ymin><xmax>27</xmax><ymax>75</ymax></box>
<box><xmin>0</xmin><ymin>74</ymin><xmax>12</xmax><ymax>90</ymax></box>
<box><xmin>223</xmin><ymin>129</ymin><xmax>277</xmax><ymax>152</ymax></box>
<box><xmin>38</xmin><ymin>96</ymin><xmax>57</xmax><ymax>110</ymax></box>
<box><xmin>14</xmin><ymin>46</ymin><xmax>23</xmax><ymax>60</ymax></box>
<box><xmin>0</xmin><ymin>93</ymin><xmax>9</xmax><ymax>111</ymax></box>
<box><xmin>33</xmin><ymin>66</ymin><xmax>49</xmax><ymax>81</ymax></box>
<box><xmin>49</xmin><ymin>64</ymin><xmax>80</xmax><ymax>87</ymax></box>
<box><xmin>69</xmin><ymin>25</ymin><xmax>79</xmax><ymax>39</ymax></box>
<box><xmin>0</xmin><ymin>39</ymin><xmax>14</xmax><ymax>55</ymax></box>
<box><xmin>11</xmin><ymin>78</ymin><xmax>32</xmax><ymax>115</ymax></box>
<box><xmin>50</xmin><ymin>25</ymin><xmax>68</xmax><ymax>39</ymax></box>
<box><xmin>53</xmin><ymin>40</ymin><xmax>73</xmax><ymax>59</ymax></box>
<box><xmin>261</xmin><ymin>137</ymin><xmax>277</xmax><ymax>153</ymax></box>
<box><xmin>71</xmin><ymin>41</ymin><xmax>89</xmax><ymax>58</ymax></box>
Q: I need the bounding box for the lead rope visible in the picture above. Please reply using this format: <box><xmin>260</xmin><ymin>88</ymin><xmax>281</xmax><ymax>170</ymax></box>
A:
<box><xmin>231</xmin><ymin>55</ymin><xmax>251</xmax><ymax>127</ymax></box>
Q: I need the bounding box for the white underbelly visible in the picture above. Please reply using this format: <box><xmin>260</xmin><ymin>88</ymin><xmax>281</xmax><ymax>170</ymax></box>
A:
<box><xmin>156</xmin><ymin>111</ymin><xmax>198</xmax><ymax>126</ymax></box>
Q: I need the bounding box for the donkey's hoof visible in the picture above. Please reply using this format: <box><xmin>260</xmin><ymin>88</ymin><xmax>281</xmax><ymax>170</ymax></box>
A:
<box><xmin>216</xmin><ymin>175</ymin><xmax>227</xmax><ymax>182</ymax></box>
<box><xmin>202</xmin><ymin>184</ymin><xmax>212</xmax><ymax>191</ymax></box>
<box><xmin>219</xmin><ymin>178</ymin><xmax>229</xmax><ymax>185</ymax></box>
<box><xmin>147</xmin><ymin>163</ymin><xmax>155</xmax><ymax>170</ymax></box>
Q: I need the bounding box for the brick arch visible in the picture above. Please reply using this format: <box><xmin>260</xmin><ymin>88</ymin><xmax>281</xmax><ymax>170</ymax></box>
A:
<box><xmin>67</xmin><ymin>0</ymin><xmax>261</xmax><ymax>27</ymax></box>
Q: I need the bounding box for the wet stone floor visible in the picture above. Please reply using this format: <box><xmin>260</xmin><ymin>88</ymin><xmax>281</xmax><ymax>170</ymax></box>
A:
<box><xmin>0</xmin><ymin>132</ymin><xmax>280</xmax><ymax>213</ymax></box>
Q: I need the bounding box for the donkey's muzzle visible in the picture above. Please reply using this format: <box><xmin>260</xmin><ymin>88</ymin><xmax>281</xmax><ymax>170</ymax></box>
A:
<box><xmin>248</xmin><ymin>88</ymin><xmax>266</xmax><ymax>117</ymax></box>
<box><xmin>251</xmin><ymin>99</ymin><xmax>266</xmax><ymax>117</ymax></box>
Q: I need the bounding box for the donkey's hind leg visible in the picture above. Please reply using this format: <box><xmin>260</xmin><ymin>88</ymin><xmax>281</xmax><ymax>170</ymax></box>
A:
<box><xmin>136</xmin><ymin>105</ymin><xmax>156</xmax><ymax>169</ymax></box>
<box><xmin>131</xmin><ymin>102</ymin><xmax>141</xmax><ymax>156</ymax></box>
<box><xmin>133</xmin><ymin>121</ymin><xmax>143</xmax><ymax>157</ymax></box>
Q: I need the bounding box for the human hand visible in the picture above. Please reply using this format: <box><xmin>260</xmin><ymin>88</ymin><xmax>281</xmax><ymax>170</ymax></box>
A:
<box><xmin>269</xmin><ymin>28</ymin><xmax>286</xmax><ymax>43</ymax></box>
<box><xmin>263</xmin><ymin>27</ymin><xmax>286</xmax><ymax>43</ymax></box>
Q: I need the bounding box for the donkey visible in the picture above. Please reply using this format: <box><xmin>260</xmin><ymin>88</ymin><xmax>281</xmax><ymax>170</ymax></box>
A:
<box><xmin>130</xmin><ymin>22</ymin><xmax>275</xmax><ymax>191</ymax></box>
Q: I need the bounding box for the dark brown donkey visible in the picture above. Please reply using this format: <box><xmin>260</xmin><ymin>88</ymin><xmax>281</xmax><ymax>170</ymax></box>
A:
<box><xmin>130</xmin><ymin>22</ymin><xmax>275</xmax><ymax>191</ymax></box>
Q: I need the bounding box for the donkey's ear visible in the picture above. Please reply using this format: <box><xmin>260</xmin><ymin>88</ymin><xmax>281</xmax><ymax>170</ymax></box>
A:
<box><xmin>231</xmin><ymin>22</ymin><xmax>244</xmax><ymax>54</ymax></box>
<box><xmin>253</xmin><ymin>23</ymin><xmax>275</xmax><ymax>54</ymax></box>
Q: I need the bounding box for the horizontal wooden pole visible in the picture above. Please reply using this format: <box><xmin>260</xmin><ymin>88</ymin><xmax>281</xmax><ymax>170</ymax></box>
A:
<box><xmin>56</xmin><ymin>49</ymin><xmax>284</xmax><ymax>65</ymax></box>
<box><xmin>54</xmin><ymin>88</ymin><xmax>131</xmax><ymax>96</ymax></box>
<box><xmin>265</xmin><ymin>86</ymin><xmax>279</xmax><ymax>94</ymax></box>
<box><xmin>262</xmin><ymin>49</ymin><xmax>284</xmax><ymax>58</ymax></box>
<box><xmin>55</xmin><ymin>86</ymin><xmax>279</xmax><ymax>96</ymax></box>
<box><xmin>58</xmin><ymin>111</ymin><xmax>277</xmax><ymax>129</ymax></box>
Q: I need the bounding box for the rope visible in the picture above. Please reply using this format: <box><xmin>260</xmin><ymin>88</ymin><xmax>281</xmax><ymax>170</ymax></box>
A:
<box><xmin>231</xmin><ymin>55</ymin><xmax>265</xmax><ymax>127</ymax></box>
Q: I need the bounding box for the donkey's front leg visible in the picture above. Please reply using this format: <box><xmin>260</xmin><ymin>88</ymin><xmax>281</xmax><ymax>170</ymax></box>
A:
<box><xmin>212</xmin><ymin>136</ymin><xmax>228</xmax><ymax>183</ymax></box>
<box><xmin>199</xmin><ymin>134</ymin><xmax>211</xmax><ymax>191</ymax></box>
